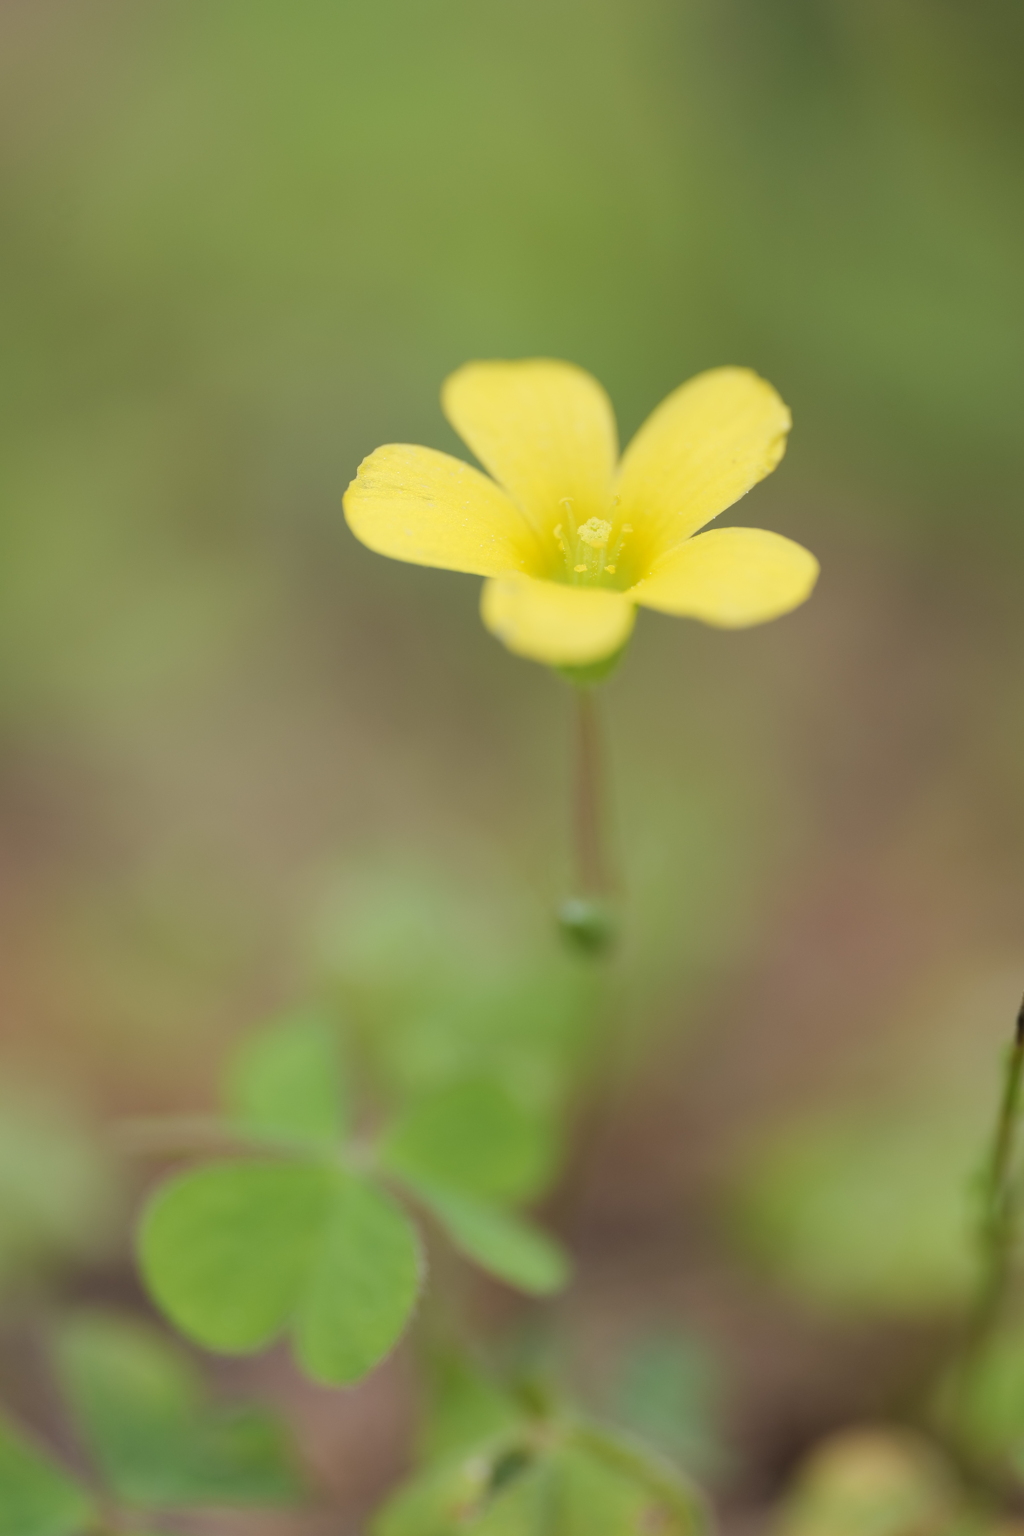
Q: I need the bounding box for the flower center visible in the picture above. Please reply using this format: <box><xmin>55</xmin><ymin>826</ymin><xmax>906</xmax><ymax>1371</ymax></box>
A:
<box><xmin>553</xmin><ymin>501</ymin><xmax>633</xmax><ymax>587</ymax></box>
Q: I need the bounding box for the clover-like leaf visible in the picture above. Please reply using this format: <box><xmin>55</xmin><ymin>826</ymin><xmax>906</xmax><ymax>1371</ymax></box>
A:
<box><xmin>408</xmin><ymin>1180</ymin><xmax>569</xmax><ymax>1295</ymax></box>
<box><xmin>138</xmin><ymin>1159</ymin><xmax>421</xmax><ymax>1385</ymax></box>
<box><xmin>293</xmin><ymin>1175</ymin><xmax>423</xmax><ymax>1384</ymax></box>
<box><xmin>374</xmin><ymin>1436</ymin><xmax>545</xmax><ymax>1536</ymax></box>
<box><xmin>379</xmin><ymin>1079</ymin><xmax>557</xmax><ymax>1205</ymax></box>
<box><xmin>418</xmin><ymin>1348</ymin><xmax>522</xmax><ymax>1464</ymax></box>
<box><xmin>0</xmin><ymin>1414</ymin><xmax>95</xmax><ymax>1536</ymax></box>
<box><xmin>376</xmin><ymin>1422</ymin><xmax>702</xmax><ymax>1536</ymax></box>
<box><xmin>225</xmin><ymin>1011</ymin><xmax>346</xmax><ymax>1147</ymax></box>
<box><xmin>53</xmin><ymin>1312</ymin><xmax>302</xmax><ymax>1508</ymax></box>
<box><xmin>139</xmin><ymin>1160</ymin><xmax>334</xmax><ymax>1353</ymax></box>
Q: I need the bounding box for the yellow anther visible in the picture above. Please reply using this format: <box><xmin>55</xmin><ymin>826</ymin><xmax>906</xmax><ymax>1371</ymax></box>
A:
<box><xmin>574</xmin><ymin>564</ymin><xmax>587</xmax><ymax>573</ymax></box>
<box><xmin>621</xmin><ymin>523</ymin><xmax>633</xmax><ymax>533</ymax></box>
<box><xmin>605</xmin><ymin>565</ymin><xmax>616</xmax><ymax>574</ymax></box>
<box><xmin>577</xmin><ymin>517</ymin><xmax>612</xmax><ymax>548</ymax></box>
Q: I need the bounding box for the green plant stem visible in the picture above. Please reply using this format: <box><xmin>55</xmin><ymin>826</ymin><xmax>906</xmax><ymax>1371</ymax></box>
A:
<box><xmin>968</xmin><ymin>995</ymin><xmax>1024</xmax><ymax>1348</ymax></box>
<box><xmin>570</xmin><ymin>1421</ymin><xmax>710</xmax><ymax>1535</ymax></box>
<box><xmin>572</xmin><ymin>686</ymin><xmax>608</xmax><ymax>900</ymax></box>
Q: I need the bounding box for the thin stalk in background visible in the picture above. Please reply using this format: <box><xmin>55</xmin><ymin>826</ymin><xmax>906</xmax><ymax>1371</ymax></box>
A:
<box><xmin>935</xmin><ymin>991</ymin><xmax>1024</xmax><ymax>1475</ymax></box>
<box><xmin>969</xmin><ymin>994</ymin><xmax>1024</xmax><ymax>1349</ymax></box>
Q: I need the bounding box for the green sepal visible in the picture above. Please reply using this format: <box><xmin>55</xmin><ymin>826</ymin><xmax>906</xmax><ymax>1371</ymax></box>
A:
<box><xmin>554</xmin><ymin>641</ymin><xmax>630</xmax><ymax>688</ymax></box>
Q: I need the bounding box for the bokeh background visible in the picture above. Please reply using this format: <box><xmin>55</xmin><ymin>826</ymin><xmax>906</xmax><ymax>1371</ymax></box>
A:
<box><xmin>2</xmin><ymin>1</ymin><xmax>1024</xmax><ymax>1530</ymax></box>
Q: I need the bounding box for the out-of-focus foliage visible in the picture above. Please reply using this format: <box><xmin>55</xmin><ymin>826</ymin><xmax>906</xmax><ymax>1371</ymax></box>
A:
<box><xmin>0</xmin><ymin>1085</ymin><xmax>123</xmax><ymax>1291</ymax></box>
<box><xmin>0</xmin><ymin>1312</ymin><xmax>302</xmax><ymax>1534</ymax></box>
<box><xmin>377</xmin><ymin>1359</ymin><xmax>705</xmax><ymax>1536</ymax></box>
<box><xmin>0</xmin><ymin>1415</ymin><xmax>95</xmax><ymax>1536</ymax></box>
<box><xmin>727</xmin><ymin>973</ymin><xmax>1016</xmax><ymax>1315</ymax></box>
<box><xmin>610</xmin><ymin>1331</ymin><xmax>724</xmax><ymax>1482</ymax></box>
<box><xmin>729</xmin><ymin>1106</ymin><xmax>980</xmax><ymax>1313</ymax></box>
<box><xmin>315</xmin><ymin>867</ymin><xmax>599</xmax><ymax>1113</ymax></box>
<box><xmin>932</xmin><ymin>1321</ymin><xmax>1024</xmax><ymax>1480</ymax></box>
<box><xmin>224</xmin><ymin>1008</ymin><xmax>348</xmax><ymax>1146</ymax></box>
<box><xmin>775</xmin><ymin>1429</ymin><xmax>964</xmax><ymax>1536</ymax></box>
<box><xmin>53</xmin><ymin>1311</ymin><xmax>302</xmax><ymax>1508</ymax></box>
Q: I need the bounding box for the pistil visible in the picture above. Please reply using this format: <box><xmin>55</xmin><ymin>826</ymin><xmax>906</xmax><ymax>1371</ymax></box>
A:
<box><xmin>555</xmin><ymin>500</ymin><xmax>632</xmax><ymax>586</ymax></box>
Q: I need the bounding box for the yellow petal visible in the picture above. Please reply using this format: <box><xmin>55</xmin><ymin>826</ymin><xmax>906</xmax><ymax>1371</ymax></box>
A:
<box><xmin>630</xmin><ymin>526</ymin><xmax>819</xmax><ymax>628</ymax></box>
<box><xmin>616</xmin><ymin>367</ymin><xmax>791</xmax><ymax>557</ymax></box>
<box><xmin>343</xmin><ymin>443</ymin><xmax>536</xmax><ymax>577</ymax></box>
<box><xmin>481</xmin><ymin>574</ymin><xmax>635</xmax><ymax>666</ymax></box>
<box><xmin>442</xmin><ymin>360</ymin><xmax>618</xmax><ymax>540</ymax></box>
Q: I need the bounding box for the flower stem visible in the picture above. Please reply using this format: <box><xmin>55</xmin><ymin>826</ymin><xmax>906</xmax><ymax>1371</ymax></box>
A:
<box><xmin>558</xmin><ymin>685</ymin><xmax>616</xmax><ymax>954</ymax></box>
<box><xmin>572</xmin><ymin>685</ymin><xmax>608</xmax><ymax>899</ymax></box>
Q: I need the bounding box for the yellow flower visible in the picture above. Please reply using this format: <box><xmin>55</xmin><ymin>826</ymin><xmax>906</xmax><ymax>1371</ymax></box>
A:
<box><xmin>343</xmin><ymin>360</ymin><xmax>819</xmax><ymax>668</ymax></box>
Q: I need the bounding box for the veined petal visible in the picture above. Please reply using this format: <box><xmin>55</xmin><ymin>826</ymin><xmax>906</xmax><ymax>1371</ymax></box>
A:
<box><xmin>630</xmin><ymin>527</ymin><xmax>818</xmax><ymax>628</ymax></box>
<box><xmin>481</xmin><ymin>574</ymin><xmax>635</xmax><ymax>666</ymax></box>
<box><xmin>443</xmin><ymin>360</ymin><xmax>618</xmax><ymax>538</ymax></box>
<box><xmin>344</xmin><ymin>443</ymin><xmax>535</xmax><ymax>577</ymax></box>
<box><xmin>616</xmin><ymin>367</ymin><xmax>791</xmax><ymax>557</ymax></box>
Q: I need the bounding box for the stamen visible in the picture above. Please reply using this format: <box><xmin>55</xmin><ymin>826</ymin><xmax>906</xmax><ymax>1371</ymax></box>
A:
<box><xmin>574</xmin><ymin>564</ymin><xmax>587</xmax><ymax>573</ymax></box>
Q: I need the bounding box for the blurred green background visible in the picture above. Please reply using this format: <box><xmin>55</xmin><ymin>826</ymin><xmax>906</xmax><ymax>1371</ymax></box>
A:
<box><xmin>2</xmin><ymin>0</ymin><xmax>1024</xmax><ymax>1526</ymax></box>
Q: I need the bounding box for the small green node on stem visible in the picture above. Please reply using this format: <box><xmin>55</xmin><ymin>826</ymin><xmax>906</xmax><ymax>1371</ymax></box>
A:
<box><xmin>558</xmin><ymin>680</ymin><xmax>619</xmax><ymax>956</ymax></box>
<box><xmin>557</xmin><ymin>895</ymin><xmax>617</xmax><ymax>955</ymax></box>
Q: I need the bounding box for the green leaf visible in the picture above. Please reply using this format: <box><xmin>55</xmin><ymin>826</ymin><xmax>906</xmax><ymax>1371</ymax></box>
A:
<box><xmin>53</xmin><ymin>1312</ymin><xmax>302</xmax><ymax>1508</ymax></box>
<box><xmin>728</xmin><ymin>1111</ymin><xmax>978</xmax><ymax>1315</ymax></box>
<box><xmin>138</xmin><ymin>1159</ymin><xmax>335</xmax><ymax>1352</ymax></box>
<box><xmin>374</xmin><ymin>1437</ymin><xmax>542</xmax><ymax>1536</ymax></box>
<box><xmin>612</xmin><ymin>1331</ymin><xmax>724</xmax><ymax>1477</ymax></box>
<box><xmin>410</xmin><ymin>1182</ymin><xmax>569</xmax><ymax>1295</ymax></box>
<box><xmin>225</xmin><ymin>1011</ymin><xmax>346</xmax><ymax>1147</ymax></box>
<box><xmin>0</xmin><ymin>1414</ymin><xmax>95</xmax><ymax>1536</ymax></box>
<box><xmin>376</xmin><ymin>1430</ymin><xmax>702</xmax><ymax>1536</ymax></box>
<box><xmin>0</xmin><ymin>1085</ymin><xmax>122</xmax><ymax>1292</ymax></box>
<box><xmin>931</xmin><ymin>1319</ymin><xmax>1024</xmax><ymax>1472</ymax></box>
<box><xmin>294</xmin><ymin>1177</ymin><xmax>422</xmax><ymax>1385</ymax></box>
<box><xmin>418</xmin><ymin>1349</ymin><xmax>522</xmax><ymax>1464</ymax></box>
<box><xmin>380</xmin><ymin>1079</ymin><xmax>557</xmax><ymax>1205</ymax></box>
<box><xmin>138</xmin><ymin>1160</ymin><xmax>423</xmax><ymax>1386</ymax></box>
<box><xmin>569</xmin><ymin>1424</ymin><xmax>706</xmax><ymax>1535</ymax></box>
